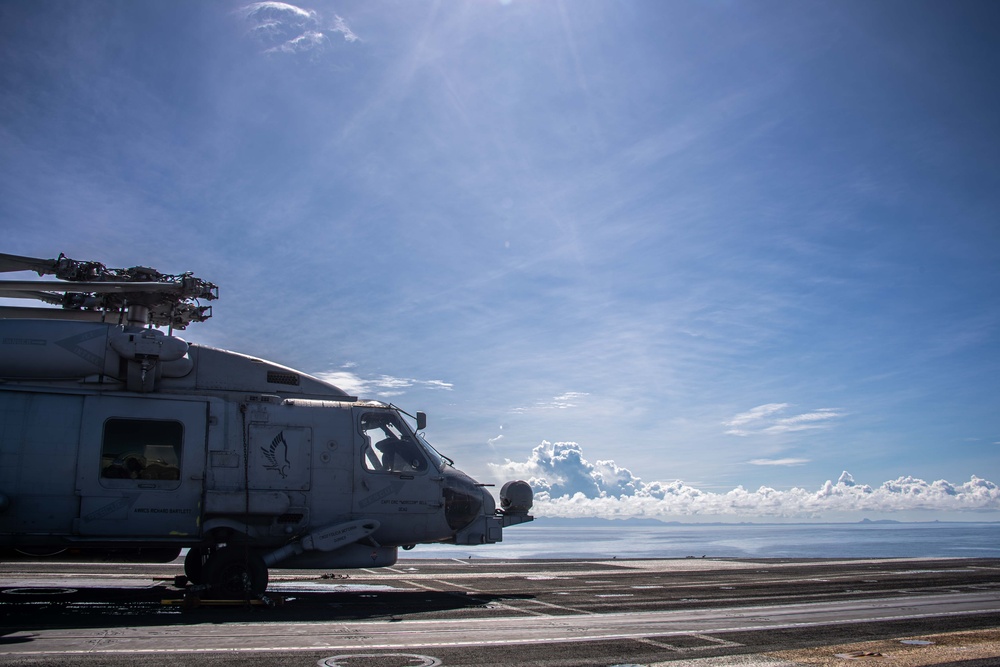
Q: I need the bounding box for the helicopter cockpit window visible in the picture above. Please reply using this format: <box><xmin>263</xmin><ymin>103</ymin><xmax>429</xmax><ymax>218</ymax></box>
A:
<box><xmin>360</xmin><ymin>412</ymin><xmax>428</xmax><ymax>474</ymax></box>
<box><xmin>101</xmin><ymin>418</ymin><xmax>182</xmax><ymax>484</ymax></box>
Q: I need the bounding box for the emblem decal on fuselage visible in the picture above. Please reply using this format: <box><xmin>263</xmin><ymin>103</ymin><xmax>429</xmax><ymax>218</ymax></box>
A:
<box><xmin>55</xmin><ymin>327</ymin><xmax>107</xmax><ymax>367</ymax></box>
<box><xmin>261</xmin><ymin>431</ymin><xmax>290</xmax><ymax>478</ymax></box>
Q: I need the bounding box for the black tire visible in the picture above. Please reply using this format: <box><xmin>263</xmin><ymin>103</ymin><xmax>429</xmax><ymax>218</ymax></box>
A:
<box><xmin>202</xmin><ymin>546</ymin><xmax>268</xmax><ymax>599</ymax></box>
<box><xmin>183</xmin><ymin>547</ymin><xmax>208</xmax><ymax>584</ymax></box>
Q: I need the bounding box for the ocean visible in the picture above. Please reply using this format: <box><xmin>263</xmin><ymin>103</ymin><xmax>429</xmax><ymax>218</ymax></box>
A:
<box><xmin>407</xmin><ymin>521</ymin><xmax>1000</xmax><ymax>560</ymax></box>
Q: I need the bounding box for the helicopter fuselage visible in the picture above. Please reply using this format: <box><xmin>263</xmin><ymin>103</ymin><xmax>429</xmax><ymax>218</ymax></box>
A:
<box><xmin>0</xmin><ymin>320</ymin><xmax>532</xmax><ymax>585</ymax></box>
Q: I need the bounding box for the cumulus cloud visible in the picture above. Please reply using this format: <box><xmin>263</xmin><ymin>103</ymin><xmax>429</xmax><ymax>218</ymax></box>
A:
<box><xmin>725</xmin><ymin>403</ymin><xmax>844</xmax><ymax>436</ymax></box>
<box><xmin>315</xmin><ymin>367</ymin><xmax>453</xmax><ymax>398</ymax></box>
<box><xmin>493</xmin><ymin>441</ymin><xmax>641</xmax><ymax>499</ymax></box>
<box><xmin>489</xmin><ymin>441</ymin><xmax>1000</xmax><ymax>519</ymax></box>
<box><xmin>239</xmin><ymin>2</ymin><xmax>359</xmax><ymax>54</ymax></box>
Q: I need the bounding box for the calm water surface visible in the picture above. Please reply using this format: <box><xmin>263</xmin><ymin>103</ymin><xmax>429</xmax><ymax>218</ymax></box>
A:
<box><xmin>410</xmin><ymin>522</ymin><xmax>1000</xmax><ymax>560</ymax></box>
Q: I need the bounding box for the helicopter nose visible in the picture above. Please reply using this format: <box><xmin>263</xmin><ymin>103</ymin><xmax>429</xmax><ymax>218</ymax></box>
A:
<box><xmin>443</xmin><ymin>472</ymin><xmax>530</xmax><ymax>545</ymax></box>
<box><xmin>443</xmin><ymin>474</ymin><xmax>492</xmax><ymax>532</ymax></box>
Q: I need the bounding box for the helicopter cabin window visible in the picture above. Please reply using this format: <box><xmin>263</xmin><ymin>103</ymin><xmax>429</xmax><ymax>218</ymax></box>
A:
<box><xmin>101</xmin><ymin>418</ymin><xmax>182</xmax><ymax>485</ymax></box>
<box><xmin>360</xmin><ymin>412</ymin><xmax>427</xmax><ymax>475</ymax></box>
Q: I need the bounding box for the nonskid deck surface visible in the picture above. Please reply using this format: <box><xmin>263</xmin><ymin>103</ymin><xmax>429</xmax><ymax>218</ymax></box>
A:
<box><xmin>1</xmin><ymin>557</ymin><xmax>999</xmax><ymax>666</ymax></box>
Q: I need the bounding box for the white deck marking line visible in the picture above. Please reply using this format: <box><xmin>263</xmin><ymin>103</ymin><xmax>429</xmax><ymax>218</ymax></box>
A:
<box><xmin>636</xmin><ymin>633</ymin><xmax>743</xmax><ymax>653</ymax></box>
<box><xmin>488</xmin><ymin>601</ymin><xmax>551</xmax><ymax>617</ymax></box>
<box><xmin>427</xmin><ymin>578</ymin><xmax>590</xmax><ymax>616</ymax></box>
<box><xmin>687</xmin><ymin>633</ymin><xmax>744</xmax><ymax>648</ymax></box>
<box><xmin>400</xmin><ymin>580</ymin><xmax>440</xmax><ymax>592</ymax></box>
<box><xmin>430</xmin><ymin>579</ymin><xmax>478</xmax><ymax>592</ymax></box>
<box><xmin>635</xmin><ymin>637</ymin><xmax>680</xmax><ymax>651</ymax></box>
<box><xmin>408</xmin><ymin>578</ymin><xmax>549</xmax><ymax>616</ymax></box>
<box><xmin>521</xmin><ymin>598</ymin><xmax>597</xmax><ymax>615</ymax></box>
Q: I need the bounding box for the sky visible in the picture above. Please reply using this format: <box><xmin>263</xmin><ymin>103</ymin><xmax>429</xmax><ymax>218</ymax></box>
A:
<box><xmin>1</xmin><ymin>0</ymin><xmax>998</xmax><ymax>521</ymax></box>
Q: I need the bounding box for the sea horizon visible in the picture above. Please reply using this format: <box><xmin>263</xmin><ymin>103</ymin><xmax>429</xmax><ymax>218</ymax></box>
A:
<box><xmin>407</xmin><ymin>520</ymin><xmax>1000</xmax><ymax>560</ymax></box>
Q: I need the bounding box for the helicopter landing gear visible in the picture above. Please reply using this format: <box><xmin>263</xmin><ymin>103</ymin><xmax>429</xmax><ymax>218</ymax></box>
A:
<box><xmin>183</xmin><ymin>547</ymin><xmax>208</xmax><ymax>585</ymax></box>
<box><xmin>201</xmin><ymin>546</ymin><xmax>268</xmax><ymax>598</ymax></box>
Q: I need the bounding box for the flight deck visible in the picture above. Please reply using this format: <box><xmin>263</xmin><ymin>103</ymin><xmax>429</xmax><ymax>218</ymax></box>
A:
<box><xmin>2</xmin><ymin>556</ymin><xmax>999</xmax><ymax>666</ymax></box>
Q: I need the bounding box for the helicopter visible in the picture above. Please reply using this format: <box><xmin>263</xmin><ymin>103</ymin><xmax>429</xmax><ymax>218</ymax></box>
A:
<box><xmin>0</xmin><ymin>252</ymin><xmax>533</xmax><ymax>597</ymax></box>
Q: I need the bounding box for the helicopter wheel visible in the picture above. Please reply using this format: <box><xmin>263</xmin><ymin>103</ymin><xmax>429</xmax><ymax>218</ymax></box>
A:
<box><xmin>183</xmin><ymin>547</ymin><xmax>209</xmax><ymax>585</ymax></box>
<box><xmin>202</xmin><ymin>546</ymin><xmax>268</xmax><ymax>599</ymax></box>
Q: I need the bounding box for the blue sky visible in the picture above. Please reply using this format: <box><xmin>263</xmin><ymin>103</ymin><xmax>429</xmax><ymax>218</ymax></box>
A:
<box><xmin>2</xmin><ymin>1</ymin><xmax>998</xmax><ymax>519</ymax></box>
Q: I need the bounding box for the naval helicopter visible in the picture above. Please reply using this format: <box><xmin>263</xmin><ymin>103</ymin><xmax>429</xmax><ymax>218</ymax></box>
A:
<box><xmin>0</xmin><ymin>252</ymin><xmax>533</xmax><ymax>597</ymax></box>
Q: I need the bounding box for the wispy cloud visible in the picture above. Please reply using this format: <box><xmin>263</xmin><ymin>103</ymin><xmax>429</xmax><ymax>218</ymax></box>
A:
<box><xmin>315</xmin><ymin>367</ymin><xmax>453</xmax><ymax>399</ymax></box>
<box><xmin>238</xmin><ymin>2</ymin><xmax>359</xmax><ymax>54</ymax></box>
<box><xmin>764</xmin><ymin>409</ymin><xmax>844</xmax><ymax>434</ymax></box>
<box><xmin>331</xmin><ymin>14</ymin><xmax>360</xmax><ymax>43</ymax></box>
<box><xmin>725</xmin><ymin>403</ymin><xmax>844</xmax><ymax>436</ymax></box>
<box><xmin>274</xmin><ymin>30</ymin><xmax>326</xmax><ymax>54</ymax></box>
<box><xmin>244</xmin><ymin>1</ymin><xmax>316</xmax><ymax>25</ymax></box>
<box><xmin>749</xmin><ymin>458</ymin><xmax>810</xmax><ymax>466</ymax></box>
<box><xmin>726</xmin><ymin>403</ymin><xmax>789</xmax><ymax>428</ymax></box>
<box><xmin>512</xmin><ymin>392</ymin><xmax>590</xmax><ymax>414</ymax></box>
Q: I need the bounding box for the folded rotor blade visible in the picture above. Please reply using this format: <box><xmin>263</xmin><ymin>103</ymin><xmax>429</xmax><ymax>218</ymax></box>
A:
<box><xmin>0</xmin><ymin>306</ymin><xmax>107</xmax><ymax>322</ymax></box>
<box><xmin>0</xmin><ymin>280</ymin><xmax>188</xmax><ymax>294</ymax></box>
<box><xmin>0</xmin><ymin>289</ymin><xmax>66</xmax><ymax>305</ymax></box>
<box><xmin>0</xmin><ymin>252</ymin><xmax>59</xmax><ymax>275</ymax></box>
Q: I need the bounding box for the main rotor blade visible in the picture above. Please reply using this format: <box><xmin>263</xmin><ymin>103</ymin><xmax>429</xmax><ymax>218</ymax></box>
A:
<box><xmin>0</xmin><ymin>280</ymin><xmax>190</xmax><ymax>294</ymax></box>
<box><xmin>0</xmin><ymin>253</ymin><xmax>59</xmax><ymax>275</ymax></box>
<box><xmin>0</xmin><ymin>289</ymin><xmax>65</xmax><ymax>305</ymax></box>
<box><xmin>0</xmin><ymin>306</ymin><xmax>107</xmax><ymax>322</ymax></box>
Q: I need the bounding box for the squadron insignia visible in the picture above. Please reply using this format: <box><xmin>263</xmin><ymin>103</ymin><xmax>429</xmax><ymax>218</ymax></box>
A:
<box><xmin>261</xmin><ymin>431</ymin><xmax>290</xmax><ymax>478</ymax></box>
